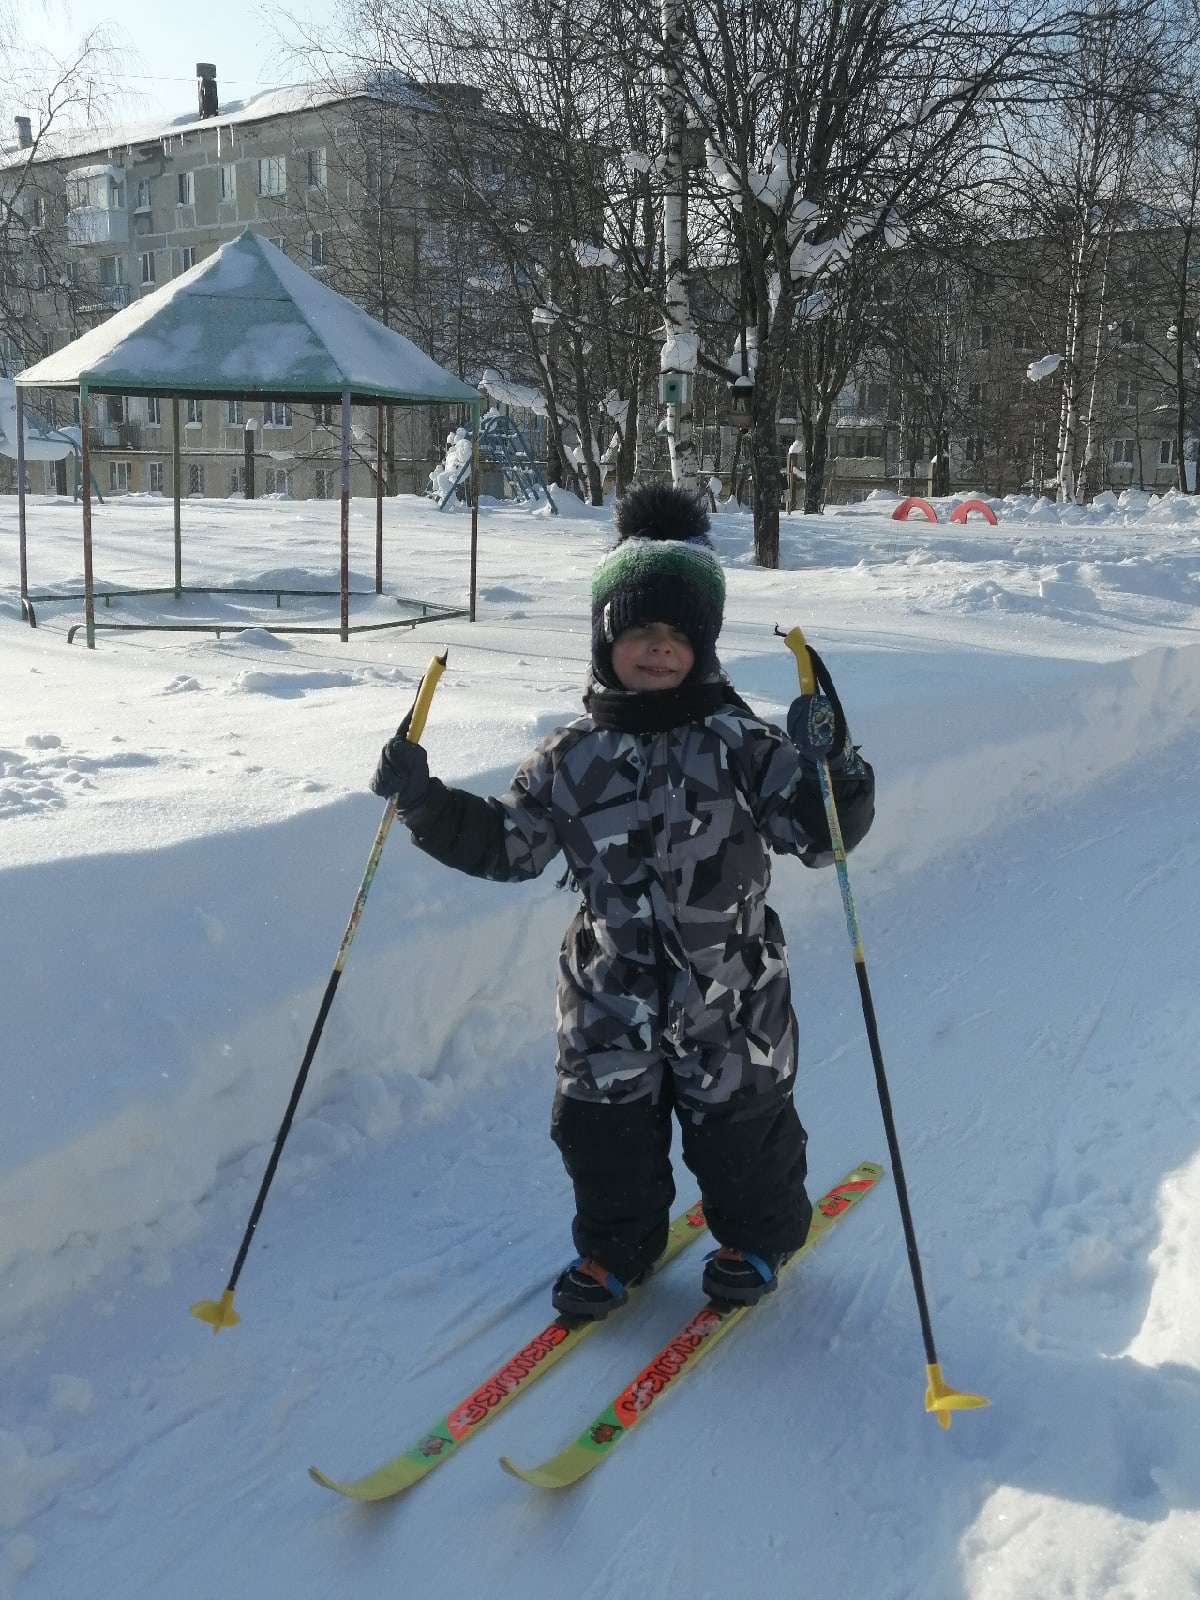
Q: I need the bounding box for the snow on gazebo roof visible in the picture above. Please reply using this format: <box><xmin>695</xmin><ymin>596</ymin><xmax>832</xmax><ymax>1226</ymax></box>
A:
<box><xmin>16</xmin><ymin>229</ymin><xmax>480</xmax><ymax>408</ymax></box>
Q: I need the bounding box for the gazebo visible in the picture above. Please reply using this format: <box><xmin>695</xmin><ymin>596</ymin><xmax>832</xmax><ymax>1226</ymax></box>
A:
<box><xmin>14</xmin><ymin>229</ymin><xmax>481</xmax><ymax>647</ymax></box>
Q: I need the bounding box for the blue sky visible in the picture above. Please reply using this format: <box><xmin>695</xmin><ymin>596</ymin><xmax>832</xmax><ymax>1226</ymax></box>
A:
<box><xmin>23</xmin><ymin>0</ymin><xmax>295</xmax><ymax>121</ymax></box>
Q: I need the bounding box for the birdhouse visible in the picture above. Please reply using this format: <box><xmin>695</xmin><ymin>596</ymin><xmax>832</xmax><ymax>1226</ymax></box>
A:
<box><xmin>659</xmin><ymin>370</ymin><xmax>693</xmax><ymax>406</ymax></box>
<box><xmin>727</xmin><ymin>373</ymin><xmax>755</xmax><ymax>428</ymax></box>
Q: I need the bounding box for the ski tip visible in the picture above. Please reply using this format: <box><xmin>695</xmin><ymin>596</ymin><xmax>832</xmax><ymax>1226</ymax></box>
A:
<box><xmin>498</xmin><ymin>1454</ymin><xmax>569</xmax><ymax>1489</ymax></box>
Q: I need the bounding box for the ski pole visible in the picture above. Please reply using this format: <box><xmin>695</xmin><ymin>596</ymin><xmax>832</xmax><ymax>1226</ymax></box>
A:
<box><xmin>778</xmin><ymin>625</ymin><xmax>988</xmax><ymax>1428</ymax></box>
<box><xmin>191</xmin><ymin>650</ymin><xmax>449</xmax><ymax>1332</ymax></box>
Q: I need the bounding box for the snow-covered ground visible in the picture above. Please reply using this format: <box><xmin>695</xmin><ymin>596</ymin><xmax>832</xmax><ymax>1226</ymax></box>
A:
<box><xmin>2</xmin><ymin>484</ymin><xmax>1199</xmax><ymax>1600</ymax></box>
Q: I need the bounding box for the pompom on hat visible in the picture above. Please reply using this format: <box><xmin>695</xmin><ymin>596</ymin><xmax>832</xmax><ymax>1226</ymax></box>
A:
<box><xmin>591</xmin><ymin>484</ymin><xmax>726</xmax><ymax>688</ymax></box>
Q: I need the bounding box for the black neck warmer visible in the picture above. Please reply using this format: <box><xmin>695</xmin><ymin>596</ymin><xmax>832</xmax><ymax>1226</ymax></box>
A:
<box><xmin>583</xmin><ymin>676</ymin><xmax>753</xmax><ymax>734</ymax></box>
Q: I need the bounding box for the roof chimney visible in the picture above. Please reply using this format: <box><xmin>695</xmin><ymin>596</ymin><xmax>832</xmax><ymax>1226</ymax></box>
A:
<box><xmin>196</xmin><ymin>63</ymin><xmax>219</xmax><ymax>120</ymax></box>
<box><xmin>14</xmin><ymin>116</ymin><xmax>33</xmax><ymax>148</ymax></box>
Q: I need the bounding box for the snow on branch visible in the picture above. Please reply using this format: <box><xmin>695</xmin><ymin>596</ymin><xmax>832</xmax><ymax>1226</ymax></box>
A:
<box><xmin>575</xmin><ymin>242</ymin><xmax>618</xmax><ymax>269</ymax></box>
<box><xmin>1027</xmin><ymin>353</ymin><xmax>1061</xmax><ymax>381</ymax></box>
<box><xmin>661</xmin><ymin>326</ymin><xmax>700</xmax><ymax>375</ymax></box>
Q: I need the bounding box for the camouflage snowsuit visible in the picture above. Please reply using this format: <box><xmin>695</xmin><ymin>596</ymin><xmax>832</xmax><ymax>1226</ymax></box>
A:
<box><xmin>403</xmin><ymin>695</ymin><xmax>875</xmax><ymax>1282</ymax></box>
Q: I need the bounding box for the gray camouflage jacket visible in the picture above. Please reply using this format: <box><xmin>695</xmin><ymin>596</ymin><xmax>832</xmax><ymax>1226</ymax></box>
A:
<box><xmin>404</xmin><ymin>699</ymin><xmax>874</xmax><ymax>1112</ymax></box>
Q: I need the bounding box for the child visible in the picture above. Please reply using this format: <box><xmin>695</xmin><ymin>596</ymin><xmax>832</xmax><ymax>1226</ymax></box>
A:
<box><xmin>371</xmin><ymin>484</ymin><xmax>875</xmax><ymax>1316</ymax></box>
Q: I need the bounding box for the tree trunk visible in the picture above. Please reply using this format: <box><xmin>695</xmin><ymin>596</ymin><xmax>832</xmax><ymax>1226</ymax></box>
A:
<box><xmin>802</xmin><ymin>414</ymin><xmax>828</xmax><ymax>515</ymax></box>
<box><xmin>750</xmin><ymin>422</ymin><xmax>782</xmax><ymax>566</ymax></box>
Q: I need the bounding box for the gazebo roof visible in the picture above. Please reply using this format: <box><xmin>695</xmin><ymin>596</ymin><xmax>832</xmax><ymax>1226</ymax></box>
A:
<box><xmin>16</xmin><ymin>229</ymin><xmax>480</xmax><ymax>407</ymax></box>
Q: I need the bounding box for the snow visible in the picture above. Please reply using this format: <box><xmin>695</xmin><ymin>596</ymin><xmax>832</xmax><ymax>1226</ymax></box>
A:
<box><xmin>1028</xmin><ymin>354</ymin><xmax>1063</xmax><ymax>382</ymax></box>
<box><xmin>2</xmin><ymin>486</ymin><xmax>1200</xmax><ymax>1600</ymax></box>
<box><xmin>0</xmin><ymin>382</ymin><xmax>74</xmax><ymax>464</ymax></box>
<box><xmin>16</xmin><ymin>233</ymin><xmax>479</xmax><ymax>406</ymax></box>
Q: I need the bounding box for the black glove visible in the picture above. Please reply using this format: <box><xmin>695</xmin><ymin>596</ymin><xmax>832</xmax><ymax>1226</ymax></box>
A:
<box><xmin>787</xmin><ymin>694</ymin><xmax>842</xmax><ymax>759</ymax></box>
<box><xmin>785</xmin><ymin>646</ymin><xmax>865</xmax><ymax>776</ymax></box>
<box><xmin>370</xmin><ymin>713</ymin><xmax>432</xmax><ymax>810</ymax></box>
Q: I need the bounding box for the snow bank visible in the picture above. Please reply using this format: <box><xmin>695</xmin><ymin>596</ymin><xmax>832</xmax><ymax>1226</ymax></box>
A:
<box><xmin>3</xmin><ymin>637</ymin><xmax>1199</xmax><ymax>1330</ymax></box>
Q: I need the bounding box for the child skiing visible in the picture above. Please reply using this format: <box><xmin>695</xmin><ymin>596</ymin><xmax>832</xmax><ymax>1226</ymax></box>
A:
<box><xmin>370</xmin><ymin>483</ymin><xmax>875</xmax><ymax>1317</ymax></box>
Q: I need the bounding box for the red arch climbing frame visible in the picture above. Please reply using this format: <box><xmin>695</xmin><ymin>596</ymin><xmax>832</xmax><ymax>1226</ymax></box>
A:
<box><xmin>948</xmin><ymin>498</ymin><xmax>998</xmax><ymax>525</ymax></box>
<box><xmin>891</xmin><ymin>496</ymin><xmax>938</xmax><ymax>522</ymax></box>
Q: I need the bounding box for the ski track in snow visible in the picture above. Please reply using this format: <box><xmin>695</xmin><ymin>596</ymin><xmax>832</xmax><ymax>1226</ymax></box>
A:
<box><xmin>1</xmin><ymin>491</ymin><xmax>1200</xmax><ymax>1599</ymax></box>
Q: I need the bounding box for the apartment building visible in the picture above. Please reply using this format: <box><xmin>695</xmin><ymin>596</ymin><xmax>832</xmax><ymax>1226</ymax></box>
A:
<box><xmin>818</xmin><ymin>241</ymin><xmax>1197</xmax><ymax>505</ymax></box>
<box><xmin>1</xmin><ymin>66</ymin><xmax>472</xmax><ymax>499</ymax></box>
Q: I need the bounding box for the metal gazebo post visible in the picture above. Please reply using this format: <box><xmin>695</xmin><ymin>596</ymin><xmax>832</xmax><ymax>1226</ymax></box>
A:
<box><xmin>375</xmin><ymin>401</ymin><xmax>384</xmax><ymax>595</ymax></box>
<box><xmin>340</xmin><ymin>388</ymin><xmax>351</xmax><ymax>642</ymax></box>
<box><xmin>80</xmin><ymin>379</ymin><xmax>96</xmax><ymax>649</ymax></box>
<box><xmin>469</xmin><ymin>399</ymin><xmax>480</xmax><ymax>622</ymax></box>
<box><xmin>16</xmin><ymin>386</ymin><xmax>28</xmax><ymax>603</ymax></box>
<box><xmin>172</xmin><ymin>397</ymin><xmax>183</xmax><ymax>599</ymax></box>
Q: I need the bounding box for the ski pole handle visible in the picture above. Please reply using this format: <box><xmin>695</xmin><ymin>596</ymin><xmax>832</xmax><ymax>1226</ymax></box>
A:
<box><xmin>778</xmin><ymin>624</ymin><xmax>817</xmax><ymax>695</ymax></box>
<box><xmin>405</xmin><ymin>650</ymin><xmax>447</xmax><ymax>744</ymax></box>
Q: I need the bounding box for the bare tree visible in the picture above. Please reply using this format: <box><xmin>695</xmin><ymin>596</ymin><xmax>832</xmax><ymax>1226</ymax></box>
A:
<box><xmin>674</xmin><ymin>0</ymin><xmax>1066</xmax><ymax>562</ymax></box>
<box><xmin>0</xmin><ymin>12</ymin><xmax>121</xmax><ymax>386</ymax></box>
<box><xmin>997</xmin><ymin>0</ymin><xmax>1171</xmax><ymax>502</ymax></box>
<box><xmin>1138</xmin><ymin>38</ymin><xmax>1200</xmax><ymax>492</ymax></box>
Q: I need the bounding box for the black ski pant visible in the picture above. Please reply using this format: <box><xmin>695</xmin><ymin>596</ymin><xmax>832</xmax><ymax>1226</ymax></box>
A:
<box><xmin>550</xmin><ymin>1083</ymin><xmax>812</xmax><ymax>1285</ymax></box>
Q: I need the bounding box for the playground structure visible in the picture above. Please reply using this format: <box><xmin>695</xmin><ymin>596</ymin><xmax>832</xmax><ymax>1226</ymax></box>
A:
<box><xmin>892</xmin><ymin>495</ymin><xmax>998</xmax><ymax>525</ymax></box>
<box><xmin>432</xmin><ymin>411</ymin><xmax>557</xmax><ymax>513</ymax></box>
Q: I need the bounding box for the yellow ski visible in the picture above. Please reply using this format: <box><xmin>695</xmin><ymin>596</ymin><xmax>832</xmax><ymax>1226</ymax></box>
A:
<box><xmin>500</xmin><ymin>1161</ymin><xmax>884</xmax><ymax>1489</ymax></box>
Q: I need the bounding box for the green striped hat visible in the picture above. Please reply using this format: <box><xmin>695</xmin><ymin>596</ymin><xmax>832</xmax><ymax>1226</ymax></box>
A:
<box><xmin>592</xmin><ymin>484</ymin><xmax>726</xmax><ymax>688</ymax></box>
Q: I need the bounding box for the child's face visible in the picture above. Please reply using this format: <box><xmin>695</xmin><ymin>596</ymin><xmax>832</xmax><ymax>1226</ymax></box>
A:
<box><xmin>611</xmin><ymin>622</ymin><xmax>695</xmax><ymax>691</ymax></box>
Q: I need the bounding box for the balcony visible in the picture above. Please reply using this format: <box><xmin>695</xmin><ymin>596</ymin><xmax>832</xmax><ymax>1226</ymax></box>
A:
<box><xmin>78</xmin><ymin>284</ymin><xmax>132</xmax><ymax>312</ymax></box>
<box><xmin>67</xmin><ymin>207</ymin><xmax>130</xmax><ymax>247</ymax></box>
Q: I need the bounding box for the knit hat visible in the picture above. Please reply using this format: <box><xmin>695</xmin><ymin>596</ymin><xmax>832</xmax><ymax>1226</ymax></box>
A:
<box><xmin>591</xmin><ymin>484</ymin><xmax>726</xmax><ymax>689</ymax></box>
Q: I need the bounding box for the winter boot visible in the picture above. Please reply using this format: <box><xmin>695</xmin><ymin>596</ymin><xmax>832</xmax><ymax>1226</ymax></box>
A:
<box><xmin>551</xmin><ymin>1257</ymin><xmax>638</xmax><ymax>1320</ymax></box>
<box><xmin>702</xmin><ymin>1245</ymin><xmax>786</xmax><ymax>1307</ymax></box>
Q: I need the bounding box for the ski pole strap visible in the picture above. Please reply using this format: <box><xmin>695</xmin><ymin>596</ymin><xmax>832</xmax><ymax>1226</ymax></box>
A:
<box><xmin>803</xmin><ymin>643</ymin><xmax>849</xmax><ymax>755</ymax></box>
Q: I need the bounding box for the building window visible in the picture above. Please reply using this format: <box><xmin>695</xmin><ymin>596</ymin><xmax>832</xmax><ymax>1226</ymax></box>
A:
<box><xmin>177</xmin><ymin>171</ymin><xmax>195</xmax><ymax>206</ymax></box>
<box><xmin>307</xmin><ymin>147</ymin><xmax>327</xmax><ymax>188</ymax></box>
<box><xmin>226</xmin><ymin>398</ymin><xmax>245</xmax><ymax>425</ymax></box>
<box><xmin>220</xmin><ymin>164</ymin><xmax>236</xmax><ymax>201</ymax></box>
<box><xmin>146</xmin><ymin>396</ymin><xmax>161</xmax><ymax>426</ymax></box>
<box><xmin>185</xmin><ymin>398</ymin><xmax>203</xmax><ymax>426</ymax></box>
<box><xmin>313</xmin><ymin>402</ymin><xmax>334</xmax><ymax>427</ymax></box>
<box><xmin>108</xmin><ymin>460</ymin><xmax>133</xmax><ymax>492</ymax></box>
<box><xmin>971</xmin><ymin>325</ymin><xmax>991</xmax><ymax>352</ymax></box>
<box><xmin>229</xmin><ymin>466</ymin><xmax>244</xmax><ymax>495</ymax></box>
<box><xmin>263</xmin><ymin>400</ymin><xmax>293</xmax><ymax>426</ymax></box>
<box><xmin>178</xmin><ymin>246</ymin><xmax>197</xmax><ymax>273</ymax></box>
<box><xmin>187</xmin><ymin>463</ymin><xmax>205</xmax><ymax>495</ymax></box>
<box><xmin>1159</xmin><ymin>439</ymin><xmax>1178</xmax><ymax>466</ymax></box>
<box><xmin>135</xmin><ymin>179</ymin><xmax>152</xmax><ymax>213</ymax></box>
<box><xmin>314</xmin><ymin>467</ymin><xmax>338</xmax><ymax>498</ymax></box>
<box><xmin>968</xmin><ymin>382</ymin><xmax>985</xmax><ymax>406</ymax></box>
<box><xmin>269</xmin><ymin>235</ymin><xmax>286</xmax><ymax>256</ymax></box>
<box><xmin>1014</xmin><ymin>325</ymin><xmax>1034</xmax><ymax>352</ymax></box>
<box><xmin>1115</xmin><ymin>380</ymin><xmax>1135</xmax><ymax>406</ymax></box>
<box><xmin>264</xmin><ymin>465</ymin><xmax>294</xmax><ymax>496</ymax></box>
<box><xmin>99</xmin><ymin>255</ymin><xmax>127</xmax><ymax>287</ymax></box>
<box><xmin>140</xmin><ymin>251</ymin><xmax>156</xmax><ymax>285</ymax></box>
<box><xmin>1118</xmin><ymin>321</ymin><xmax>1145</xmax><ymax>346</ymax></box>
<box><xmin>67</xmin><ymin>171</ymin><xmax>125</xmax><ymax>211</ymax></box>
<box><xmin>1112</xmin><ymin>438</ymin><xmax>1136</xmax><ymax>466</ymax></box>
<box><xmin>964</xmin><ymin>437</ymin><xmax>985</xmax><ymax>463</ymax></box>
<box><xmin>257</xmin><ymin>156</ymin><xmax>286</xmax><ymax>196</ymax></box>
<box><xmin>149</xmin><ymin>461</ymin><xmax>164</xmax><ymax>493</ymax></box>
<box><xmin>308</xmin><ymin>231</ymin><xmax>329</xmax><ymax>268</ymax></box>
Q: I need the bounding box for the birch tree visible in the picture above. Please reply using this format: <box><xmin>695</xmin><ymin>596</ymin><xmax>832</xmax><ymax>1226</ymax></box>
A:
<box><xmin>676</xmin><ymin>0</ymin><xmax>1064</xmax><ymax>563</ymax></box>
<box><xmin>998</xmin><ymin>0</ymin><xmax>1168</xmax><ymax>502</ymax></box>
